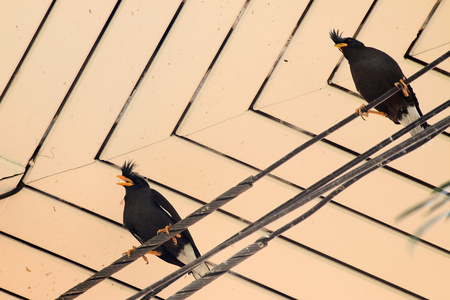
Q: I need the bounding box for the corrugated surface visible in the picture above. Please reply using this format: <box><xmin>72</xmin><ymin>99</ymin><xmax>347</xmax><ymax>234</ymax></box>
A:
<box><xmin>1</xmin><ymin>0</ymin><xmax>449</xmax><ymax>299</ymax></box>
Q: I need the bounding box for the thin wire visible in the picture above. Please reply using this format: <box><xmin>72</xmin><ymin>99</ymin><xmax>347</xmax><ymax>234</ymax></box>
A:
<box><xmin>139</xmin><ymin>112</ymin><xmax>450</xmax><ymax>300</ymax></box>
<box><xmin>165</xmin><ymin>116</ymin><xmax>449</xmax><ymax>300</ymax></box>
<box><xmin>57</xmin><ymin>50</ymin><xmax>450</xmax><ymax>299</ymax></box>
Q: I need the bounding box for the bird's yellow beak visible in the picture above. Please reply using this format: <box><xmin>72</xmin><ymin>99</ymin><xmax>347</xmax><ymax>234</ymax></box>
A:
<box><xmin>116</xmin><ymin>175</ymin><xmax>134</xmax><ymax>186</ymax></box>
<box><xmin>334</xmin><ymin>43</ymin><xmax>347</xmax><ymax>52</ymax></box>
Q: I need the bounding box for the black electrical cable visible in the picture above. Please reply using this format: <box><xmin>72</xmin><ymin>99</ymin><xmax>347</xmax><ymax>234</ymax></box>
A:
<box><xmin>57</xmin><ymin>50</ymin><xmax>450</xmax><ymax>299</ymax></box>
<box><xmin>138</xmin><ymin>99</ymin><xmax>450</xmax><ymax>300</ymax></box>
<box><xmin>159</xmin><ymin>116</ymin><xmax>450</xmax><ymax>300</ymax></box>
<box><xmin>138</xmin><ymin>98</ymin><xmax>450</xmax><ymax>299</ymax></box>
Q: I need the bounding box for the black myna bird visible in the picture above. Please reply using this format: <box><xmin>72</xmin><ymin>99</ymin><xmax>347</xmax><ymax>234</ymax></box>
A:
<box><xmin>330</xmin><ymin>29</ymin><xmax>428</xmax><ymax>136</ymax></box>
<box><xmin>116</xmin><ymin>160</ymin><xmax>209</xmax><ymax>279</ymax></box>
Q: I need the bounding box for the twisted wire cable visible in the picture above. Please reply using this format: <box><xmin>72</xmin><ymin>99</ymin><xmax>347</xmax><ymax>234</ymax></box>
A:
<box><xmin>166</xmin><ymin>115</ymin><xmax>450</xmax><ymax>300</ymax></box>
<box><xmin>57</xmin><ymin>50</ymin><xmax>449</xmax><ymax>299</ymax></box>
<box><xmin>134</xmin><ymin>111</ymin><xmax>450</xmax><ymax>299</ymax></box>
<box><xmin>142</xmin><ymin>99</ymin><xmax>450</xmax><ymax>300</ymax></box>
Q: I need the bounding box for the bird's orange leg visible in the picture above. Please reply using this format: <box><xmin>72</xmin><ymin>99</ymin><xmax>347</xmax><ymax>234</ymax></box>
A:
<box><xmin>157</xmin><ymin>224</ymin><xmax>171</xmax><ymax>235</ymax></box>
<box><xmin>123</xmin><ymin>246</ymin><xmax>162</xmax><ymax>264</ymax></box>
<box><xmin>356</xmin><ymin>104</ymin><xmax>387</xmax><ymax>120</ymax></box>
<box><xmin>394</xmin><ymin>77</ymin><xmax>410</xmax><ymax>97</ymax></box>
<box><xmin>122</xmin><ymin>246</ymin><xmax>138</xmax><ymax>258</ymax></box>
<box><xmin>157</xmin><ymin>224</ymin><xmax>182</xmax><ymax>245</ymax></box>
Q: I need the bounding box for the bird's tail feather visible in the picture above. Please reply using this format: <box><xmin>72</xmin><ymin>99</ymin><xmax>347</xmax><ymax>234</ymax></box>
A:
<box><xmin>178</xmin><ymin>244</ymin><xmax>210</xmax><ymax>279</ymax></box>
<box><xmin>191</xmin><ymin>262</ymin><xmax>210</xmax><ymax>280</ymax></box>
<box><xmin>399</xmin><ymin>106</ymin><xmax>426</xmax><ymax>136</ymax></box>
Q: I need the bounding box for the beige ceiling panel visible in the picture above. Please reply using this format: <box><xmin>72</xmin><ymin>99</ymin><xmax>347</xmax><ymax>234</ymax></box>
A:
<box><xmin>101</xmin><ymin>0</ymin><xmax>246</xmax><ymax>159</ymax></box>
<box><xmin>111</xmin><ymin>211</ymin><xmax>290</xmax><ymax>300</ymax></box>
<box><xmin>350</xmin><ymin>0</ymin><xmax>436</xmax><ymax>58</ymax></box>
<box><xmin>257</xmin><ymin>79</ymin><xmax>448</xmax><ymax>156</ymax></box>
<box><xmin>260</xmin><ymin>87</ymin><xmax>401</xmax><ymax>147</ymax></box>
<box><xmin>397</xmin><ymin>62</ymin><xmax>450</xmax><ymax>112</ymax></box>
<box><xmin>0</xmin><ymin>175</ymin><xmax>22</xmax><ymax>195</ymax></box>
<box><xmin>182</xmin><ymin>108</ymin><xmax>447</xmax><ymax>238</ymax></box>
<box><xmin>109</xmin><ymin>137</ymin><xmax>256</xmax><ymax>201</ymax></box>
<box><xmin>26</xmin><ymin>161</ymin><xmax>293</xmax><ymax>294</ymax></box>
<box><xmin>340</xmin><ymin>0</ymin><xmax>450</xmax><ymax>134</ymax></box>
<box><xmin>177</xmin><ymin>0</ymin><xmax>311</xmax><ymax>136</ymax></box>
<box><xmin>257</xmin><ymin>0</ymin><xmax>448</xmax><ymax>147</ymax></box>
<box><xmin>231</xmin><ymin>235</ymin><xmax>417</xmax><ymax>300</ymax></box>
<box><xmin>254</xmin><ymin>0</ymin><xmax>374</xmax><ymax>109</ymax></box>
<box><xmin>1</xmin><ymin>0</ymin><xmax>448</xmax><ymax>298</ymax></box>
<box><xmin>0</xmin><ymin>186</ymin><xmax>207</xmax><ymax>295</ymax></box>
<box><xmin>103</xmin><ymin>137</ymin><xmax>449</xmax><ymax>298</ymax></box>
<box><xmin>25</xmin><ymin>0</ymin><xmax>182</xmax><ymax>183</ymax></box>
<box><xmin>0</xmin><ymin>188</ymin><xmax>135</xmax><ymax>269</ymax></box>
<box><xmin>183</xmin><ymin>110</ymin><xmax>447</xmax><ymax>246</ymax></box>
<box><xmin>0</xmin><ymin>0</ymin><xmax>52</xmax><ymax>92</ymax></box>
<box><xmin>25</xmin><ymin>167</ymin><xmax>298</xmax><ymax>298</ymax></box>
<box><xmin>185</xmin><ymin>112</ymin><xmax>352</xmax><ymax>187</ymax></box>
<box><xmin>28</xmin><ymin>150</ymin><xmax>310</xmax><ymax>245</ymax></box>
<box><xmin>0</xmin><ymin>235</ymin><xmax>137</xmax><ymax>299</ymax></box>
<box><xmin>0</xmin><ymin>155</ymin><xmax>24</xmax><ymax>193</ymax></box>
<box><xmin>327</xmin><ymin>59</ymin><xmax>450</xmax><ymax>119</ymax></box>
<box><xmin>186</xmin><ymin>273</ymin><xmax>289</xmax><ymax>300</ymax></box>
<box><xmin>411</xmin><ymin>0</ymin><xmax>450</xmax><ymax>71</ymax></box>
<box><xmin>28</xmin><ymin>162</ymin><xmax>124</xmax><ymax>220</ymax></box>
<box><xmin>331</xmin><ymin>169</ymin><xmax>448</xmax><ymax>246</ymax></box>
<box><xmin>0</xmin><ymin>290</ymin><xmax>22</xmax><ymax>300</ymax></box>
<box><xmin>0</xmin><ymin>0</ymin><xmax>116</xmax><ymax>167</ymax></box>
<box><xmin>282</xmin><ymin>203</ymin><xmax>450</xmax><ymax>299</ymax></box>
<box><xmin>385</xmin><ymin>134</ymin><xmax>450</xmax><ymax>186</ymax></box>
<box><xmin>26</xmin><ymin>159</ymin><xmax>241</xmax><ymax>252</ymax></box>
<box><xmin>325</xmin><ymin>96</ymin><xmax>450</xmax><ymax>153</ymax></box>
<box><xmin>26</xmin><ymin>161</ymin><xmax>250</xmax><ymax>255</ymax></box>
<box><xmin>219</xmin><ymin>173</ymin><xmax>304</xmax><ymax>223</ymax></box>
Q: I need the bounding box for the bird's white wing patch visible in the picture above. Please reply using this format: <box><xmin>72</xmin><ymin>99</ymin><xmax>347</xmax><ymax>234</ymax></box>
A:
<box><xmin>131</xmin><ymin>232</ymin><xmax>144</xmax><ymax>244</ymax></box>
<box><xmin>144</xmin><ymin>178</ymin><xmax>174</xmax><ymax>218</ymax></box>
<box><xmin>157</xmin><ymin>203</ymin><xmax>173</xmax><ymax>218</ymax></box>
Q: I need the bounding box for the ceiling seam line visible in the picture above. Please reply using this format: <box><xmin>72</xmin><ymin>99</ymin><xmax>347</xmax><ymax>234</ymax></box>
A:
<box><xmin>24</xmin><ymin>183</ymin><xmax>294</xmax><ymax>298</ymax></box>
<box><xmin>58</xmin><ymin>52</ymin><xmax>450</xmax><ymax>298</ymax></box>
<box><xmin>0</xmin><ymin>0</ymin><xmax>57</xmax><ymax>103</ymax></box>
<box><xmin>95</xmin><ymin>1</ymin><xmax>187</xmax><ymax>161</ymax></box>
<box><xmin>173</xmin><ymin>134</ymin><xmax>450</xmax><ymax>255</ymax></box>
<box><xmin>248</xmin><ymin>0</ymin><xmax>316</xmax><ymax>110</ymax></box>
<box><xmin>0</xmin><ymin>230</ymin><xmax>144</xmax><ymax>296</ymax></box>
<box><xmin>1</xmin><ymin>0</ymin><xmax>124</xmax><ymax>199</ymax></box>
<box><xmin>253</xmin><ymin>109</ymin><xmax>444</xmax><ymax>191</ymax></box>
<box><xmin>171</xmin><ymin>0</ymin><xmax>252</xmax><ymax>136</ymax></box>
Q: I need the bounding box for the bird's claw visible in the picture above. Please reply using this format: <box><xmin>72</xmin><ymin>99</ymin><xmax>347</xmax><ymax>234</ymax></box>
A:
<box><xmin>123</xmin><ymin>246</ymin><xmax>162</xmax><ymax>264</ymax></box>
<box><xmin>157</xmin><ymin>224</ymin><xmax>171</xmax><ymax>235</ymax></box>
<box><xmin>394</xmin><ymin>77</ymin><xmax>410</xmax><ymax>97</ymax></box>
<box><xmin>141</xmin><ymin>251</ymin><xmax>162</xmax><ymax>264</ymax></box>
<box><xmin>157</xmin><ymin>224</ymin><xmax>182</xmax><ymax>245</ymax></box>
<box><xmin>123</xmin><ymin>246</ymin><xmax>138</xmax><ymax>257</ymax></box>
<box><xmin>142</xmin><ymin>255</ymin><xmax>149</xmax><ymax>264</ymax></box>
<box><xmin>356</xmin><ymin>105</ymin><xmax>369</xmax><ymax>120</ymax></box>
<box><xmin>123</xmin><ymin>246</ymin><xmax>149</xmax><ymax>264</ymax></box>
<box><xmin>356</xmin><ymin>104</ymin><xmax>387</xmax><ymax>120</ymax></box>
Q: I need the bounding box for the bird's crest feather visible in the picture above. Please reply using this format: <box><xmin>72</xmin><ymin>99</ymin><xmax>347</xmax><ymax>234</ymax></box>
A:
<box><xmin>121</xmin><ymin>160</ymin><xmax>138</xmax><ymax>178</ymax></box>
<box><xmin>329</xmin><ymin>29</ymin><xmax>345</xmax><ymax>44</ymax></box>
